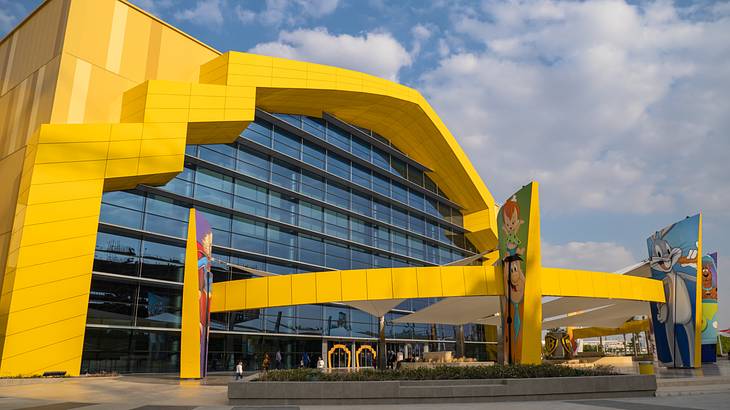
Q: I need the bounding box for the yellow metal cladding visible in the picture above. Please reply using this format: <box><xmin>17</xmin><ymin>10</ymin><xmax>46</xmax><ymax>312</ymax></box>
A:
<box><xmin>695</xmin><ymin>213</ymin><xmax>703</xmax><ymax>368</ymax></box>
<box><xmin>210</xmin><ymin>266</ymin><xmax>503</xmax><ymax>312</ymax></box>
<box><xmin>519</xmin><ymin>182</ymin><xmax>543</xmax><ymax>364</ymax></box>
<box><xmin>180</xmin><ymin>209</ymin><xmax>201</xmax><ymax>379</ymax></box>
<box><xmin>541</xmin><ymin>268</ymin><xmax>665</xmax><ymax>302</ymax></box>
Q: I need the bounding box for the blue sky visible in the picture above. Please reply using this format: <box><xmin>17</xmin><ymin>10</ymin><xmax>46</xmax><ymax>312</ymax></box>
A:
<box><xmin>2</xmin><ymin>0</ymin><xmax>729</xmax><ymax>327</ymax></box>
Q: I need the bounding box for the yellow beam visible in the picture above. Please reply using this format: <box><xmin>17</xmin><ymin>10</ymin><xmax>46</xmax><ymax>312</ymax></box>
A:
<box><xmin>541</xmin><ymin>267</ymin><xmax>665</xmax><ymax>303</ymax></box>
<box><xmin>210</xmin><ymin>265</ymin><xmax>503</xmax><ymax>313</ymax></box>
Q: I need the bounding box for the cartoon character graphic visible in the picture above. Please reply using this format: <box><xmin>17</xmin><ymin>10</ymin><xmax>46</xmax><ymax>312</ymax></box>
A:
<box><xmin>701</xmin><ymin>254</ymin><xmax>718</xmax><ymax>351</ymax></box>
<box><xmin>196</xmin><ymin>214</ymin><xmax>213</xmax><ymax>377</ymax></box>
<box><xmin>501</xmin><ymin>196</ymin><xmax>524</xmax><ymax>257</ymax></box>
<box><xmin>497</xmin><ymin>187</ymin><xmax>532</xmax><ymax>364</ymax></box>
<box><xmin>647</xmin><ymin>215</ymin><xmax>700</xmax><ymax>368</ymax></box>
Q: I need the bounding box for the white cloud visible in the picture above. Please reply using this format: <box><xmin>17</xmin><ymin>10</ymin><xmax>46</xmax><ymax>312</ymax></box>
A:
<box><xmin>542</xmin><ymin>241</ymin><xmax>637</xmax><ymax>272</ymax></box>
<box><xmin>421</xmin><ymin>0</ymin><xmax>730</xmax><ymax>219</ymax></box>
<box><xmin>236</xmin><ymin>0</ymin><xmax>340</xmax><ymax>27</ymax></box>
<box><xmin>0</xmin><ymin>0</ymin><xmax>26</xmax><ymax>35</ymax></box>
<box><xmin>130</xmin><ymin>0</ymin><xmax>174</xmax><ymax>16</ymax></box>
<box><xmin>249</xmin><ymin>28</ymin><xmax>412</xmax><ymax>81</ymax></box>
<box><xmin>173</xmin><ymin>0</ymin><xmax>224</xmax><ymax>26</ymax></box>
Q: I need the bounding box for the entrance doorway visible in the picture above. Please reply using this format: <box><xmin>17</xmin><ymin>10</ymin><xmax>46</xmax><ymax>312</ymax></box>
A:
<box><xmin>327</xmin><ymin>343</ymin><xmax>351</xmax><ymax>368</ymax></box>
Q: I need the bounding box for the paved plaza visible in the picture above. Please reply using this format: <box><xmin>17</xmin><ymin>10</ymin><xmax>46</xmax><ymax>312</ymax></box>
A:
<box><xmin>0</xmin><ymin>362</ymin><xmax>729</xmax><ymax>410</ymax></box>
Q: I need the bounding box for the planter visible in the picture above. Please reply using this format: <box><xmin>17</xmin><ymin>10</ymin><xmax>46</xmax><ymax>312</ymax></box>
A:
<box><xmin>228</xmin><ymin>374</ymin><xmax>657</xmax><ymax>405</ymax></box>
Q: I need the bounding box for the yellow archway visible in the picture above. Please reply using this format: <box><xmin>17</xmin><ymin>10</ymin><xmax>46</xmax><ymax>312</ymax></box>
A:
<box><xmin>355</xmin><ymin>345</ymin><xmax>377</xmax><ymax>368</ymax></box>
<box><xmin>327</xmin><ymin>344</ymin><xmax>351</xmax><ymax>369</ymax></box>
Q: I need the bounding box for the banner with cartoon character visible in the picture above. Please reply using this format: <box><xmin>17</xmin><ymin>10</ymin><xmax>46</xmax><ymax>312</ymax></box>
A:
<box><xmin>647</xmin><ymin>214</ymin><xmax>701</xmax><ymax>368</ymax></box>
<box><xmin>701</xmin><ymin>253</ymin><xmax>718</xmax><ymax>362</ymax></box>
<box><xmin>180</xmin><ymin>209</ymin><xmax>213</xmax><ymax>379</ymax></box>
<box><xmin>497</xmin><ymin>184</ymin><xmax>532</xmax><ymax>364</ymax></box>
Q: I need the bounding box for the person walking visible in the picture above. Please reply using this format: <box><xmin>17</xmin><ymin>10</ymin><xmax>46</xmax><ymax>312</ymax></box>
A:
<box><xmin>234</xmin><ymin>361</ymin><xmax>244</xmax><ymax>380</ymax></box>
<box><xmin>316</xmin><ymin>356</ymin><xmax>325</xmax><ymax>369</ymax></box>
<box><xmin>275</xmin><ymin>350</ymin><xmax>282</xmax><ymax>369</ymax></box>
<box><xmin>262</xmin><ymin>352</ymin><xmax>270</xmax><ymax>372</ymax></box>
<box><xmin>302</xmin><ymin>351</ymin><xmax>311</xmax><ymax>368</ymax></box>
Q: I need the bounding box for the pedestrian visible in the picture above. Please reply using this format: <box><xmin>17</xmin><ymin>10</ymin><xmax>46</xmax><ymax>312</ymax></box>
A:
<box><xmin>262</xmin><ymin>352</ymin><xmax>270</xmax><ymax>372</ymax></box>
<box><xmin>316</xmin><ymin>356</ymin><xmax>325</xmax><ymax>369</ymax></box>
<box><xmin>302</xmin><ymin>351</ymin><xmax>310</xmax><ymax>368</ymax></box>
<box><xmin>275</xmin><ymin>350</ymin><xmax>282</xmax><ymax>369</ymax></box>
<box><xmin>234</xmin><ymin>361</ymin><xmax>244</xmax><ymax>380</ymax></box>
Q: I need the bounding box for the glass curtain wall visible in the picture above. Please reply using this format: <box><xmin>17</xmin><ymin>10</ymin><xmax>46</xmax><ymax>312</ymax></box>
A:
<box><xmin>81</xmin><ymin>111</ymin><xmax>489</xmax><ymax>373</ymax></box>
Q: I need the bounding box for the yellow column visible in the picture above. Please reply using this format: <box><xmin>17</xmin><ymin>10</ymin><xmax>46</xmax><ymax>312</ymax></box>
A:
<box><xmin>180</xmin><ymin>209</ymin><xmax>203</xmax><ymax>379</ymax></box>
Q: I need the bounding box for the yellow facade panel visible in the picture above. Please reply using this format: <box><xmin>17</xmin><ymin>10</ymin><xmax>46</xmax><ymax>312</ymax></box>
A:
<box><xmin>18</xmin><ymin>215</ymin><xmax>99</xmax><ymax>248</ymax></box>
<box><xmin>11</xmin><ymin>254</ymin><xmax>94</xmax><ymax>292</ymax></box>
<box><xmin>108</xmin><ymin>139</ymin><xmax>142</xmax><ymax>159</ymax></box>
<box><xmin>137</xmin><ymin>154</ymin><xmax>184</xmax><ymax>175</ymax></box>
<box><xmin>366</xmin><ymin>269</ymin><xmax>393</xmax><ymax>300</ymax></box>
<box><xmin>31</xmin><ymin>160</ymin><xmax>107</xmax><ymax>184</ymax></box>
<box><xmin>22</xmin><ymin>197</ymin><xmax>102</xmax><ymax>226</ymax></box>
<box><xmin>416</xmin><ymin>267</ymin><xmax>442</xmax><ymax>297</ymax></box>
<box><xmin>316</xmin><ymin>271</ymin><xmax>342</xmax><ymax>303</ymax></box>
<box><xmin>190</xmin><ymin>83</ymin><xmax>227</xmax><ymax>97</ymax></box>
<box><xmin>245</xmin><ymin>277</ymin><xmax>268</xmax><ymax>309</ymax></box>
<box><xmin>35</xmin><ymin>142</ymin><xmax>110</xmax><ymax>164</ymax></box>
<box><xmin>144</xmin><ymin>93</ymin><xmax>190</xmax><ymax>109</ymax></box>
<box><xmin>143</xmin><ymin>108</ymin><xmax>190</xmax><ymax>123</ymax></box>
<box><xmin>340</xmin><ymin>269</ymin><xmax>367</xmax><ymax>302</ymax></box>
<box><xmin>26</xmin><ymin>179</ymin><xmax>103</xmax><ymax>205</ymax></box>
<box><xmin>15</xmin><ymin>235</ymin><xmax>96</xmax><ymax>269</ymax></box>
<box><xmin>224</xmin><ymin>280</ymin><xmax>246</xmax><ymax>311</ymax></box>
<box><xmin>189</xmin><ymin>95</ymin><xmax>225</xmax><ymax>109</ymax></box>
<box><xmin>3</xmin><ymin>294</ymin><xmax>89</xmax><ymax>336</ymax></box>
<box><xmin>141</xmin><ymin>122</ymin><xmax>187</xmax><ymax>139</ymax></box>
<box><xmin>105</xmin><ymin>158</ymin><xmax>139</xmax><ymax>178</ymax></box>
<box><xmin>441</xmin><ymin>267</ymin><xmax>466</xmax><ymax>297</ymax></box>
<box><xmin>147</xmin><ymin>80</ymin><xmax>192</xmax><ymax>96</ymax></box>
<box><xmin>0</xmin><ymin>313</ymin><xmax>87</xmax><ymax>363</ymax></box>
<box><xmin>38</xmin><ymin>123</ymin><xmax>112</xmax><ymax>144</ymax></box>
<box><xmin>291</xmin><ymin>273</ymin><xmax>317</xmax><ymax>305</ymax></box>
<box><xmin>139</xmin><ymin>137</ymin><xmax>185</xmax><ymax>158</ymax></box>
<box><xmin>463</xmin><ymin>266</ymin><xmax>488</xmax><ymax>296</ymax></box>
<box><xmin>188</xmin><ymin>109</ymin><xmax>226</xmax><ymax>122</ymax></box>
<box><xmin>391</xmin><ymin>267</ymin><xmax>419</xmax><ymax>299</ymax></box>
<box><xmin>268</xmin><ymin>275</ymin><xmax>292</xmax><ymax>307</ymax></box>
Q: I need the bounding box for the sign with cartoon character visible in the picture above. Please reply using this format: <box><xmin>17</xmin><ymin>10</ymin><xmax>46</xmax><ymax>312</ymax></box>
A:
<box><xmin>497</xmin><ymin>184</ymin><xmax>534</xmax><ymax>364</ymax></box>
<box><xmin>701</xmin><ymin>253</ymin><xmax>718</xmax><ymax>362</ymax></box>
<box><xmin>646</xmin><ymin>214</ymin><xmax>701</xmax><ymax>368</ymax></box>
<box><xmin>180</xmin><ymin>209</ymin><xmax>213</xmax><ymax>379</ymax></box>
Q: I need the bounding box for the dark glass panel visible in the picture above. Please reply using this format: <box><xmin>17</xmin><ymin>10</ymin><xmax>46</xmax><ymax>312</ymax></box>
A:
<box><xmin>87</xmin><ymin>278</ymin><xmax>136</xmax><ymax>326</ymax></box>
<box><xmin>93</xmin><ymin>232</ymin><xmax>141</xmax><ymax>276</ymax></box>
<box><xmin>231</xmin><ymin>216</ymin><xmax>267</xmax><ymax>254</ymax></box>
<box><xmin>100</xmin><ymin>203</ymin><xmax>143</xmax><ymax>229</ymax></box>
<box><xmin>236</xmin><ymin>146</ymin><xmax>270</xmax><ymax>181</ymax></box>
<box><xmin>301</xmin><ymin>170</ymin><xmax>325</xmax><ymax>200</ymax></box>
<box><xmin>140</xmin><ymin>240</ymin><xmax>185</xmax><ymax>282</ymax></box>
<box><xmin>325</xmin><ymin>124</ymin><xmax>350</xmax><ymax>151</ymax></box>
<box><xmin>302</xmin><ymin>140</ymin><xmax>325</xmax><ymax>169</ymax></box>
<box><xmin>324</xmin><ymin>305</ymin><xmax>350</xmax><ymax>337</ymax></box>
<box><xmin>136</xmin><ymin>284</ymin><xmax>183</xmax><ymax>328</ymax></box>
<box><xmin>273</xmin><ymin>126</ymin><xmax>302</xmax><ymax>159</ymax></box>
<box><xmin>270</xmin><ymin>158</ymin><xmax>300</xmax><ymax>191</ymax></box>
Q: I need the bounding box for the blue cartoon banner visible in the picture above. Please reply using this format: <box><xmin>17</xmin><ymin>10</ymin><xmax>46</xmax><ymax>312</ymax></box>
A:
<box><xmin>647</xmin><ymin>214</ymin><xmax>700</xmax><ymax>368</ymax></box>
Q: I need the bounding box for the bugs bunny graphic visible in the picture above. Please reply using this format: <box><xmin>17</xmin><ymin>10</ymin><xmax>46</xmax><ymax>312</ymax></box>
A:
<box><xmin>649</xmin><ymin>223</ymin><xmax>698</xmax><ymax>367</ymax></box>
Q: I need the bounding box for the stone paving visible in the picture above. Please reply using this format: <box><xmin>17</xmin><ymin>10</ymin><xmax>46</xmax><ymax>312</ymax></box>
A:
<box><xmin>0</xmin><ymin>361</ymin><xmax>727</xmax><ymax>409</ymax></box>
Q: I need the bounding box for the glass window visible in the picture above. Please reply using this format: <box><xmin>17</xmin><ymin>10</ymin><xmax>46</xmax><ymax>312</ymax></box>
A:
<box><xmin>100</xmin><ymin>203</ymin><xmax>143</xmax><ymax>229</ymax></box>
<box><xmin>439</xmin><ymin>246</ymin><xmax>453</xmax><ymax>264</ymax></box>
<box><xmin>93</xmin><ymin>232</ymin><xmax>141</xmax><ymax>276</ymax></box>
<box><xmin>325</xmin><ymin>241</ymin><xmax>350</xmax><ymax>270</ymax></box>
<box><xmin>87</xmin><ymin>279</ymin><xmax>136</xmax><ymax>326</ymax></box>
<box><xmin>351</xmin><ymin>136</ymin><xmax>371</xmax><ymax>161</ymax></box>
<box><xmin>273</xmin><ymin>127</ymin><xmax>302</xmax><ymax>159</ymax></box>
<box><xmin>351</xmin><ymin>246</ymin><xmax>372</xmax><ymax>269</ymax></box>
<box><xmin>199</xmin><ymin>145</ymin><xmax>235</xmax><ymax>169</ymax></box>
<box><xmin>351</xmin><ymin>163</ymin><xmax>371</xmax><ymax>188</ymax></box>
<box><xmin>324</xmin><ymin>209</ymin><xmax>349</xmax><ymax>239</ymax></box>
<box><xmin>299</xmin><ymin>234</ymin><xmax>325</xmax><ymax>266</ymax></box>
<box><xmin>351</xmin><ymin>191</ymin><xmax>372</xmax><ymax>217</ymax></box>
<box><xmin>425</xmin><ymin>243</ymin><xmax>438</xmax><ymax>264</ymax></box>
<box><xmin>194</xmin><ymin>184</ymin><xmax>233</xmax><ymax>208</ymax></box>
<box><xmin>270</xmin><ymin>159</ymin><xmax>299</xmax><ymax>191</ymax></box>
<box><xmin>145</xmin><ymin>194</ymin><xmax>189</xmax><ymax>221</ymax></box>
<box><xmin>424</xmin><ymin>176</ymin><xmax>438</xmax><ymax>194</ymax></box>
<box><xmin>268</xmin><ymin>191</ymin><xmax>298</xmax><ymax>225</ymax></box>
<box><xmin>230</xmin><ymin>309</ymin><xmax>264</xmax><ymax>332</ymax></box>
<box><xmin>325</xmin><ymin>305</ymin><xmax>351</xmax><ymax>337</ymax></box>
<box><xmin>301</xmin><ymin>170</ymin><xmax>325</xmax><ymax>200</ymax></box>
<box><xmin>372</xmin><ymin>199</ymin><xmax>390</xmax><ymax>224</ymax></box>
<box><xmin>407</xmin><ymin>164</ymin><xmax>424</xmax><ymax>186</ymax></box>
<box><xmin>390</xmin><ymin>157</ymin><xmax>407</xmax><ymax>178</ymax></box>
<box><xmin>102</xmin><ymin>190</ymin><xmax>144</xmax><ymax>210</ymax></box>
<box><xmin>372</xmin><ymin>225</ymin><xmax>390</xmax><ymax>252</ymax></box>
<box><xmin>298</xmin><ymin>202</ymin><xmax>323</xmax><ymax>232</ymax></box>
<box><xmin>391</xmin><ymin>206</ymin><xmax>409</xmax><ymax>229</ymax></box>
<box><xmin>391</xmin><ymin>181</ymin><xmax>408</xmax><ymax>204</ymax></box>
<box><xmin>195</xmin><ymin>168</ymin><xmax>232</xmax><ymax>193</ymax></box>
<box><xmin>160</xmin><ymin>176</ymin><xmax>193</xmax><ymax>197</ymax></box>
<box><xmin>391</xmin><ymin>231</ymin><xmax>408</xmax><ymax>256</ymax></box>
<box><xmin>326</xmin><ymin>124</ymin><xmax>350</xmax><ymax>151</ymax></box>
<box><xmin>408</xmin><ymin>189</ymin><xmax>425</xmax><ymax>211</ymax></box>
<box><xmin>425</xmin><ymin>197</ymin><xmax>440</xmax><ymax>217</ymax></box>
<box><xmin>273</xmin><ymin>113</ymin><xmax>301</xmax><ymax>127</ymax></box>
<box><xmin>409</xmin><ymin>214</ymin><xmax>426</xmax><ymax>236</ymax></box>
<box><xmin>233</xmin><ymin>180</ymin><xmax>268</xmax><ymax>217</ymax></box>
<box><xmin>243</xmin><ymin>118</ymin><xmax>272</xmax><ymax>147</ymax></box>
<box><xmin>302</xmin><ymin>140</ymin><xmax>325</xmax><ymax>169</ymax></box>
<box><xmin>425</xmin><ymin>220</ymin><xmax>439</xmax><ymax>240</ymax></box>
<box><xmin>198</xmin><ymin>207</ymin><xmax>232</xmax><ymax>247</ymax></box>
<box><xmin>408</xmin><ymin>236</ymin><xmax>425</xmax><ymax>261</ymax></box>
<box><xmin>236</xmin><ymin>146</ymin><xmax>270</xmax><ymax>181</ymax></box>
<box><xmin>267</xmin><ymin>225</ymin><xmax>297</xmax><ymax>260</ymax></box>
<box><xmin>373</xmin><ymin>253</ymin><xmax>391</xmax><ymax>268</ymax></box>
<box><xmin>231</xmin><ymin>216</ymin><xmax>267</xmax><ymax>254</ymax></box>
<box><xmin>303</xmin><ymin>116</ymin><xmax>325</xmax><ymax>139</ymax></box>
<box><xmin>372</xmin><ymin>173</ymin><xmax>390</xmax><ymax>197</ymax></box>
<box><xmin>265</xmin><ymin>306</ymin><xmax>295</xmax><ymax>334</ymax></box>
<box><xmin>350</xmin><ymin>218</ymin><xmax>372</xmax><ymax>246</ymax></box>
<box><xmin>325</xmin><ymin>180</ymin><xmax>349</xmax><ymax>208</ymax></box>
<box><xmin>326</xmin><ymin>152</ymin><xmax>350</xmax><ymax>180</ymax></box>
<box><xmin>371</xmin><ymin>146</ymin><xmax>390</xmax><ymax>171</ymax></box>
<box><xmin>141</xmin><ymin>240</ymin><xmax>186</xmax><ymax>282</ymax></box>
<box><xmin>136</xmin><ymin>284</ymin><xmax>182</xmax><ymax>328</ymax></box>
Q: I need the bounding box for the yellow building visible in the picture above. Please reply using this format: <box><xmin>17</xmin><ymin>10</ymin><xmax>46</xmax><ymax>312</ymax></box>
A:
<box><xmin>0</xmin><ymin>0</ymin><xmax>665</xmax><ymax>377</ymax></box>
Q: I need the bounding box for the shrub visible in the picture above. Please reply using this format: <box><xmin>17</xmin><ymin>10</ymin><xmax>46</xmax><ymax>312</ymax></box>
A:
<box><xmin>255</xmin><ymin>363</ymin><xmax>618</xmax><ymax>382</ymax></box>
